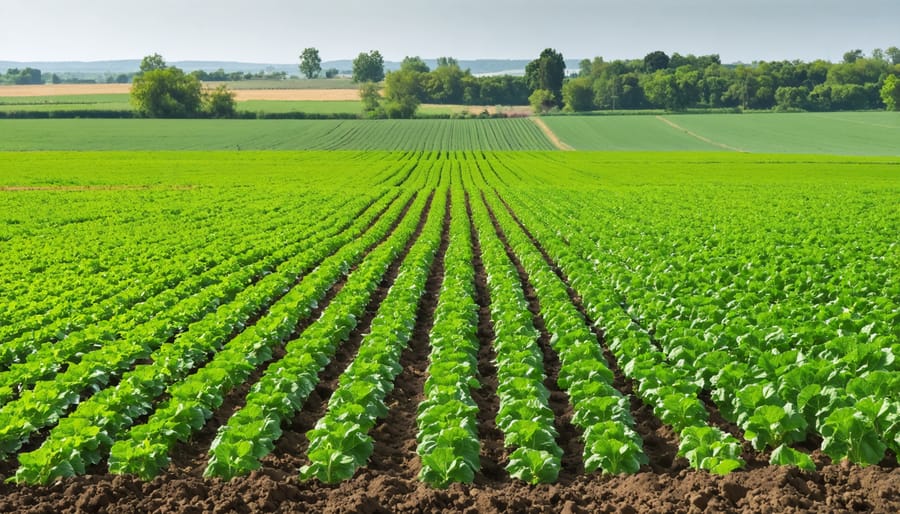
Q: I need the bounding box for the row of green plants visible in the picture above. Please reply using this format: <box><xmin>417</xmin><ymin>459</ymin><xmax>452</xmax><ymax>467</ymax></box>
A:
<box><xmin>475</xmin><ymin>178</ymin><xmax>649</xmax><ymax>475</ymax></box>
<box><xmin>415</xmin><ymin>182</ymin><xmax>482</xmax><ymax>488</ymax></box>
<box><xmin>0</xmin><ymin>191</ymin><xmax>380</xmax><ymax>396</ymax></box>
<box><xmin>495</xmin><ymin>156</ymin><xmax>897</xmax><ymax>471</ymax></box>
<box><xmin>104</xmin><ymin>187</ymin><xmax>427</xmax><ymax>481</ymax></box>
<box><xmin>6</xmin><ymin>192</ymin><xmax>404</xmax><ymax>483</ymax></box>
<box><xmin>202</xmin><ymin>171</ymin><xmax>439</xmax><ymax>480</ymax></box>
<box><xmin>494</xmin><ymin>184</ymin><xmax>745</xmax><ymax>474</ymax></box>
<box><xmin>0</xmin><ymin>189</ymin><xmax>278</xmax><ymax>340</ymax></box>
<box><xmin>295</xmin><ymin>186</ymin><xmax>447</xmax><ymax>483</ymax></box>
<box><xmin>465</xmin><ymin>177</ymin><xmax>562</xmax><ymax>484</ymax></box>
<box><xmin>0</xmin><ymin>195</ymin><xmax>345</xmax><ymax>385</ymax></box>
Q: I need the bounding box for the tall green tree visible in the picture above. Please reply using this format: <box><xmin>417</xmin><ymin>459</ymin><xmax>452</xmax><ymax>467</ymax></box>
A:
<box><xmin>359</xmin><ymin>81</ymin><xmax>382</xmax><ymax>116</ymax></box>
<box><xmin>132</xmin><ymin>66</ymin><xmax>202</xmax><ymax>118</ymax></box>
<box><xmin>528</xmin><ymin>89</ymin><xmax>556</xmax><ymax>113</ymax></box>
<box><xmin>881</xmin><ymin>75</ymin><xmax>900</xmax><ymax>110</ymax></box>
<box><xmin>887</xmin><ymin>47</ymin><xmax>900</xmax><ymax>65</ymax></box>
<box><xmin>203</xmin><ymin>84</ymin><xmax>237</xmax><ymax>118</ymax></box>
<box><xmin>424</xmin><ymin>60</ymin><xmax>465</xmax><ymax>103</ymax></box>
<box><xmin>140</xmin><ymin>53</ymin><xmax>167</xmax><ymax>73</ymax></box>
<box><xmin>525</xmin><ymin>48</ymin><xmax>565</xmax><ymax>106</ymax></box>
<box><xmin>436</xmin><ymin>56</ymin><xmax>459</xmax><ymax>68</ymax></box>
<box><xmin>644</xmin><ymin>51</ymin><xmax>670</xmax><ymax>72</ymax></box>
<box><xmin>562</xmin><ymin>77</ymin><xmax>594</xmax><ymax>111</ymax></box>
<box><xmin>643</xmin><ymin>70</ymin><xmax>679</xmax><ymax>110</ymax></box>
<box><xmin>131</xmin><ymin>54</ymin><xmax>204</xmax><ymax>118</ymax></box>
<box><xmin>299</xmin><ymin>47</ymin><xmax>322</xmax><ymax>79</ymax></box>
<box><xmin>401</xmin><ymin>56</ymin><xmax>430</xmax><ymax>73</ymax></box>
<box><xmin>843</xmin><ymin>49</ymin><xmax>864</xmax><ymax>64</ymax></box>
<box><xmin>352</xmin><ymin>50</ymin><xmax>385</xmax><ymax>83</ymax></box>
<box><xmin>383</xmin><ymin>69</ymin><xmax>424</xmax><ymax>118</ymax></box>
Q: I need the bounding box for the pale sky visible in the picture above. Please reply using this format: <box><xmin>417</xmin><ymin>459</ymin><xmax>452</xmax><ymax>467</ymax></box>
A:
<box><xmin>2</xmin><ymin>0</ymin><xmax>898</xmax><ymax>63</ymax></box>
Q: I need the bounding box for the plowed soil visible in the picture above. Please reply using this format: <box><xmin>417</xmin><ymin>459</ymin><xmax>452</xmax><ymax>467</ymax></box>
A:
<box><xmin>1</xmin><ymin>401</ymin><xmax>897</xmax><ymax>514</ymax></box>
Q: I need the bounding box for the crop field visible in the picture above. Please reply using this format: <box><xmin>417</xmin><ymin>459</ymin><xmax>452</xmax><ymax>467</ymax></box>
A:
<box><xmin>543</xmin><ymin>112</ymin><xmax>900</xmax><ymax>155</ymax></box>
<box><xmin>0</xmin><ymin>94</ymin><xmax>132</xmax><ymax>112</ymax></box>
<box><xmin>0</xmin><ymin>150</ymin><xmax>897</xmax><ymax>513</ymax></box>
<box><xmin>0</xmin><ymin>119</ymin><xmax>556</xmax><ymax>151</ymax></box>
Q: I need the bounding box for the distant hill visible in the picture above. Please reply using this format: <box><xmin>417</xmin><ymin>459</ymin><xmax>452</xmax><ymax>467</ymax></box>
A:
<box><xmin>0</xmin><ymin>59</ymin><xmax>583</xmax><ymax>78</ymax></box>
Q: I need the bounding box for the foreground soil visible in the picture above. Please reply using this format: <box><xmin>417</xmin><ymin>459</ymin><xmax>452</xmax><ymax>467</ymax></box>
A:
<box><xmin>0</xmin><ymin>459</ymin><xmax>896</xmax><ymax>514</ymax></box>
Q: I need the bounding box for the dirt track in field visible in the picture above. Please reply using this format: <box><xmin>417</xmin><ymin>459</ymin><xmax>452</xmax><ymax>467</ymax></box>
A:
<box><xmin>531</xmin><ymin>117</ymin><xmax>574</xmax><ymax>151</ymax></box>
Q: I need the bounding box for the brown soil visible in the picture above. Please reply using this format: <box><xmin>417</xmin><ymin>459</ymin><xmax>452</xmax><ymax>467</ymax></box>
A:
<box><xmin>465</xmin><ymin>192</ymin><xmax>508</xmax><ymax>483</ymax></box>
<box><xmin>365</xmin><ymin>190</ymin><xmax>451</xmax><ymax>482</ymax></box>
<box><xmin>0</xmin><ymin>415</ymin><xmax>896</xmax><ymax>514</ymax></box>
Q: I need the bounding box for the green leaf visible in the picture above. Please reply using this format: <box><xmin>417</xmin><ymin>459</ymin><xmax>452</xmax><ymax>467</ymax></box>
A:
<box><xmin>820</xmin><ymin>407</ymin><xmax>886</xmax><ymax>466</ymax></box>
<box><xmin>770</xmin><ymin>444</ymin><xmax>816</xmax><ymax>471</ymax></box>
<box><xmin>419</xmin><ymin>447</ymin><xmax>475</xmax><ymax>488</ymax></box>
<box><xmin>507</xmin><ymin>447</ymin><xmax>560</xmax><ymax>484</ymax></box>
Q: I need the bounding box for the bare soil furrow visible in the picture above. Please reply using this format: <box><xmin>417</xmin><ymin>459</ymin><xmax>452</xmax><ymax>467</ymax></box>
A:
<box><xmin>364</xmin><ymin>191</ymin><xmax>451</xmax><ymax>482</ymax></box>
<box><xmin>464</xmin><ymin>191</ymin><xmax>508</xmax><ymax>484</ymax></box>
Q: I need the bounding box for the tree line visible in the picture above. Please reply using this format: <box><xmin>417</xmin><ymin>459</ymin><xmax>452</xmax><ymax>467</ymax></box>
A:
<box><xmin>333</xmin><ymin>46</ymin><xmax>900</xmax><ymax>117</ymax></box>
<box><xmin>130</xmin><ymin>55</ymin><xmax>236</xmax><ymax>118</ymax></box>
<box><xmin>565</xmin><ymin>48</ymin><xmax>900</xmax><ymax>112</ymax></box>
<box><xmin>0</xmin><ymin>68</ymin><xmax>43</xmax><ymax>85</ymax></box>
<box><xmin>123</xmin><ymin>45</ymin><xmax>900</xmax><ymax>118</ymax></box>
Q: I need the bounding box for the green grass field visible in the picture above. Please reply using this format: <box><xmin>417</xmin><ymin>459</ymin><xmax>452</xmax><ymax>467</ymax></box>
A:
<box><xmin>0</xmin><ymin>95</ymin><xmax>361</xmax><ymax>115</ymax></box>
<box><xmin>0</xmin><ymin>94</ymin><xmax>131</xmax><ymax>112</ymax></box>
<box><xmin>542</xmin><ymin>112</ymin><xmax>900</xmax><ymax>155</ymax></box>
<box><xmin>0</xmin><ymin>118</ymin><xmax>555</xmax><ymax>151</ymax></box>
<box><xmin>236</xmin><ymin>100</ymin><xmax>361</xmax><ymax>114</ymax></box>
<box><xmin>2</xmin><ymin>111</ymin><xmax>898</xmax><ymax>154</ymax></box>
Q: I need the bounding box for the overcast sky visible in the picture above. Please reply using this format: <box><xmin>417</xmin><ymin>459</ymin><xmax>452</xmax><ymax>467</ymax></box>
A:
<box><xmin>2</xmin><ymin>0</ymin><xmax>898</xmax><ymax>63</ymax></box>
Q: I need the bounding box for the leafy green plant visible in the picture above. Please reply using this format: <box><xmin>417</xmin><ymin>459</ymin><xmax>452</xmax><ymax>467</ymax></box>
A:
<box><xmin>743</xmin><ymin>404</ymin><xmax>808</xmax><ymax>451</ymax></box>
<box><xmin>677</xmin><ymin>426</ymin><xmax>745</xmax><ymax>475</ymax></box>
<box><xmin>820</xmin><ymin>407</ymin><xmax>886</xmax><ymax>466</ymax></box>
<box><xmin>507</xmin><ymin>447</ymin><xmax>561</xmax><ymax>484</ymax></box>
<box><xmin>770</xmin><ymin>444</ymin><xmax>816</xmax><ymax>471</ymax></box>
